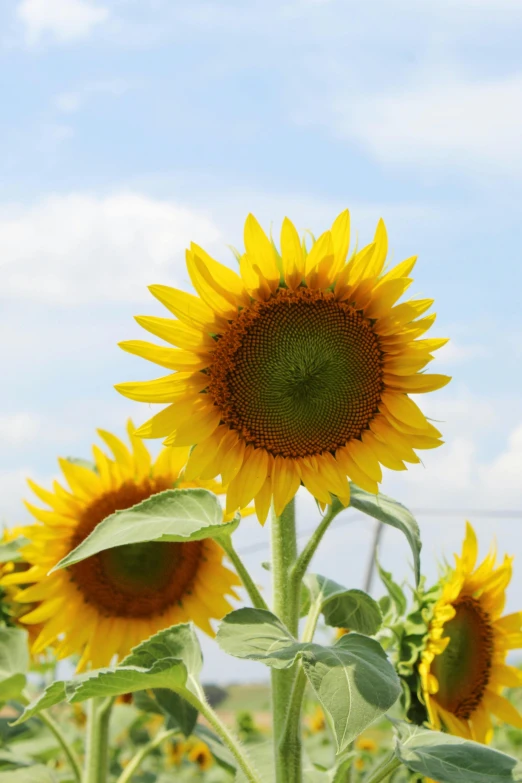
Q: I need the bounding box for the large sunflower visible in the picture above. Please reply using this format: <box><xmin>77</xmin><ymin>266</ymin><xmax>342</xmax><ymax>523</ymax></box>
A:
<box><xmin>0</xmin><ymin>423</ymin><xmax>240</xmax><ymax>670</ymax></box>
<box><xmin>116</xmin><ymin>211</ymin><xmax>450</xmax><ymax>522</ymax></box>
<box><xmin>418</xmin><ymin>523</ymin><xmax>522</xmax><ymax>743</ymax></box>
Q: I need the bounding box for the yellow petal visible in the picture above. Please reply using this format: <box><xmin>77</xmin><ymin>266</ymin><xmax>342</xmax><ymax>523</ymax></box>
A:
<box><xmin>244</xmin><ymin>214</ymin><xmax>280</xmax><ymax>287</ymax></box>
<box><xmin>126</xmin><ymin>419</ymin><xmax>152</xmax><ymax>478</ymax></box>
<box><xmin>281</xmin><ymin>217</ymin><xmax>305</xmax><ymax>289</ymax></box>
<box><xmin>186</xmin><ymin>249</ymin><xmax>238</xmax><ymax>319</ymax></box>
<box><xmin>220</xmin><ymin>436</ymin><xmax>246</xmax><ymax>485</ymax></box>
<box><xmin>163</xmin><ymin>405</ymin><xmax>221</xmax><ymax>447</ymax></box>
<box><xmin>330</xmin><ymin>209</ymin><xmax>350</xmax><ymax>277</ymax></box>
<box><xmin>134</xmin><ymin>315</ymin><xmax>214</xmax><ymax>352</ymax></box>
<box><xmin>375</xmin><ymin>299</ymin><xmax>435</xmax><ymax>336</ymax></box>
<box><xmin>226</xmin><ymin>447</ymin><xmax>269</xmax><ymax>512</ymax></box>
<box><xmin>149</xmin><ymin>285</ymin><xmax>222</xmax><ymax>330</ymax></box>
<box><xmin>190</xmin><ymin>242</ymin><xmax>248</xmax><ymax>305</ymax></box>
<box><xmin>485</xmin><ymin>691</ymin><xmax>522</xmax><ymax>728</ymax></box>
<box><xmin>183</xmin><ymin>426</ymin><xmax>228</xmax><ymax>480</ymax></box>
<box><xmin>272</xmin><ymin>456</ymin><xmax>301</xmax><ymax>516</ymax></box>
<box><xmin>379</xmin><ymin>255</ymin><xmax>417</xmax><ymax>282</ymax></box>
<box><xmin>119</xmin><ymin>340</ymin><xmax>209</xmax><ymax>371</ymax></box>
<box><xmin>304</xmin><ymin>230</ymin><xmax>334</xmax><ymax>288</ymax></box>
<box><xmin>97</xmin><ymin>429</ymin><xmax>133</xmax><ymax>468</ymax></box>
<box><xmin>316</xmin><ymin>452</ymin><xmax>351</xmax><ymax>500</ymax></box>
<box><xmin>255</xmin><ymin>475</ymin><xmax>272</xmax><ymax>526</ymax></box>
<box><xmin>380</xmin><ymin>392</ymin><xmax>432</xmax><ymax>430</ymax></box>
<box><xmin>365</xmin><ymin>218</ymin><xmax>388</xmax><ymax>278</ymax></box>
<box><xmin>460</xmin><ymin>521</ymin><xmax>478</xmax><ymax>573</ymax></box>
<box><xmin>335</xmin><ymin>448</ymin><xmax>378</xmax><ymax>494</ymax></box>
<box><xmin>115</xmin><ymin>372</ymin><xmax>208</xmax><ymax>403</ymax></box>
<box><xmin>299</xmin><ymin>457</ymin><xmax>332</xmax><ymax>505</ymax></box>
<box><xmin>361</xmin><ymin>430</ymin><xmax>407</xmax><ymax>471</ymax></box>
<box><xmin>364</xmin><ymin>278</ymin><xmax>412</xmax><ymax>320</ymax></box>
<box><xmin>135</xmin><ymin>401</ymin><xmax>200</xmax><ymax>439</ymax></box>
<box><xmin>346</xmin><ymin>439</ymin><xmax>382</xmax><ymax>483</ymax></box>
<box><xmin>383</xmin><ymin>373</ymin><xmax>451</xmax><ymax>393</ymax></box>
<box><xmin>58</xmin><ymin>458</ymin><xmax>100</xmax><ymax>499</ymax></box>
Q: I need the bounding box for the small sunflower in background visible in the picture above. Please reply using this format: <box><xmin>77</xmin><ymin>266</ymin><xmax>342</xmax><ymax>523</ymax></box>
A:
<box><xmin>397</xmin><ymin>523</ymin><xmax>522</xmax><ymax>744</ymax></box>
<box><xmin>116</xmin><ymin>210</ymin><xmax>449</xmax><ymax>523</ymax></box>
<box><xmin>187</xmin><ymin>739</ymin><xmax>214</xmax><ymax>771</ymax></box>
<box><xmin>307</xmin><ymin>705</ymin><xmax>326</xmax><ymax>734</ymax></box>
<box><xmin>0</xmin><ymin>422</ymin><xmax>241</xmax><ymax>670</ymax></box>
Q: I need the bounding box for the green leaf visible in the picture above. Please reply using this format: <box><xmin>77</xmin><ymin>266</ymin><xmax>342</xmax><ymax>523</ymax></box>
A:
<box><xmin>304</xmin><ymin>575</ymin><xmax>382</xmax><ymax>635</ymax></box>
<box><xmin>0</xmin><ymin>538</ymin><xmax>28</xmax><ymax>564</ymax></box>
<box><xmin>154</xmin><ymin>689</ymin><xmax>198</xmax><ymax>737</ymax></box>
<box><xmin>53</xmin><ymin>489</ymin><xmax>238</xmax><ymax>570</ymax></box>
<box><xmin>394</xmin><ymin>722</ymin><xmax>522</xmax><ymax>782</ymax></box>
<box><xmin>349</xmin><ymin>484</ymin><xmax>422</xmax><ymax>585</ymax></box>
<box><xmin>377</xmin><ymin>561</ymin><xmax>407</xmax><ymax>616</ymax></box>
<box><xmin>217</xmin><ymin>608</ymin><xmax>299</xmax><ymax>669</ymax></box>
<box><xmin>303</xmin><ymin>634</ymin><xmax>401</xmax><ymax>751</ymax></box>
<box><xmin>217</xmin><ymin>609</ymin><xmax>400</xmax><ymax>752</ymax></box>
<box><xmin>15</xmin><ymin>625</ymin><xmax>203</xmax><ymax>724</ymax></box>
<box><xmin>0</xmin><ymin>629</ymin><xmax>29</xmax><ymax>704</ymax></box>
<box><xmin>0</xmin><ymin>768</ymin><xmax>58</xmax><ymax>783</ymax></box>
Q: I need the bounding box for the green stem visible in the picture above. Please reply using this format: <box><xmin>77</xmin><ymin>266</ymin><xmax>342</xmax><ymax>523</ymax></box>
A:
<box><xmin>364</xmin><ymin>755</ymin><xmax>402</xmax><ymax>783</ymax></box>
<box><xmin>83</xmin><ymin>697</ymin><xmax>114</xmax><ymax>783</ymax></box>
<box><xmin>280</xmin><ymin>586</ymin><xmax>323</xmax><ymax>756</ymax></box>
<box><xmin>291</xmin><ymin>501</ymin><xmax>343</xmax><ymax>591</ymax></box>
<box><xmin>39</xmin><ymin>709</ymin><xmax>82</xmax><ymax>783</ymax></box>
<box><xmin>220</xmin><ymin>536</ymin><xmax>269</xmax><ymax>611</ymax></box>
<box><xmin>271</xmin><ymin>498</ymin><xmax>301</xmax><ymax>783</ymax></box>
<box><xmin>182</xmin><ymin>688</ymin><xmax>262</xmax><ymax>783</ymax></box>
<box><xmin>116</xmin><ymin>728</ymin><xmax>178</xmax><ymax>783</ymax></box>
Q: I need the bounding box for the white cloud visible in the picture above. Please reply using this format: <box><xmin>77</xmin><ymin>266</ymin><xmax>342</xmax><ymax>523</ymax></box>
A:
<box><xmin>17</xmin><ymin>0</ymin><xmax>109</xmax><ymax>45</ymax></box>
<box><xmin>0</xmin><ymin>414</ymin><xmax>40</xmax><ymax>445</ymax></box>
<box><xmin>328</xmin><ymin>75</ymin><xmax>522</xmax><ymax>175</ymax></box>
<box><xmin>0</xmin><ymin>192</ymin><xmax>222</xmax><ymax>304</ymax></box>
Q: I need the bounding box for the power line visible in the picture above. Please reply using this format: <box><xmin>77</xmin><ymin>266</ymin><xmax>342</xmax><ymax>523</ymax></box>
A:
<box><xmin>236</xmin><ymin>508</ymin><xmax>522</xmax><ymax>556</ymax></box>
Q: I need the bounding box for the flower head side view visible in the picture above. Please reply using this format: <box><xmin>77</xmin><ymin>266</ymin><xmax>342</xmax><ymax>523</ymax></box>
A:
<box><xmin>0</xmin><ymin>422</ymin><xmax>240</xmax><ymax>671</ymax></box>
<box><xmin>419</xmin><ymin>522</ymin><xmax>522</xmax><ymax>743</ymax></box>
<box><xmin>116</xmin><ymin>210</ymin><xmax>450</xmax><ymax>522</ymax></box>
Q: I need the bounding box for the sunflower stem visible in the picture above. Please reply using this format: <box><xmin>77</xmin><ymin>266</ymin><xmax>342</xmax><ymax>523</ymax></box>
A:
<box><xmin>83</xmin><ymin>697</ymin><xmax>113</xmax><ymax>783</ymax></box>
<box><xmin>271</xmin><ymin>498</ymin><xmax>302</xmax><ymax>783</ymax></box>
<box><xmin>291</xmin><ymin>499</ymin><xmax>345</xmax><ymax>591</ymax></box>
<box><xmin>183</xmin><ymin>687</ymin><xmax>262</xmax><ymax>783</ymax></box>
<box><xmin>38</xmin><ymin>709</ymin><xmax>82</xmax><ymax>783</ymax></box>
<box><xmin>219</xmin><ymin>535</ymin><xmax>269</xmax><ymax>611</ymax></box>
<box><xmin>116</xmin><ymin>728</ymin><xmax>178</xmax><ymax>783</ymax></box>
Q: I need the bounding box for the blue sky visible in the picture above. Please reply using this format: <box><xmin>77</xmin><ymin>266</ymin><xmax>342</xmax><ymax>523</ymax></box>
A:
<box><xmin>2</xmin><ymin>0</ymin><xmax>522</xmax><ymax>682</ymax></box>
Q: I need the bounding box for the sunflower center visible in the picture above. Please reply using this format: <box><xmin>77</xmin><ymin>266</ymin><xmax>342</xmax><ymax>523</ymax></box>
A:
<box><xmin>431</xmin><ymin>596</ymin><xmax>494</xmax><ymax>720</ymax></box>
<box><xmin>208</xmin><ymin>288</ymin><xmax>384</xmax><ymax>458</ymax></box>
<box><xmin>67</xmin><ymin>479</ymin><xmax>203</xmax><ymax>618</ymax></box>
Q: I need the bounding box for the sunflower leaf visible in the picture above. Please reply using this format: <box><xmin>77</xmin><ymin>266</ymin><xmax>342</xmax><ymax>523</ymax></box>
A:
<box><xmin>349</xmin><ymin>484</ymin><xmax>422</xmax><ymax>585</ymax></box>
<box><xmin>153</xmin><ymin>690</ymin><xmax>198</xmax><ymax>737</ymax></box>
<box><xmin>0</xmin><ymin>628</ymin><xmax>29</xmax><ymax>704</ymax></box>
<box><xmin>217</xmin><ymin>608</ymin><xmax>400</xmax><ymax>751</ymax></box>
<box><xmin>304</xmin><ymin>574</ymin><xmax>383</xmax><ymax>635</ymax></box>
<box><xmin>394</xmin><ymin>722</ymin><xmax>522</xmax><ymax>782</ymax></box>
<box><xmin>14</xmin><ymin>625</ymin><xmax>204</xmax><ymax>724</ymax></box>
<box><xmin>52</xmin><ymin>489</ymin><xmax>239</xmax><ymax>571</ymax></box>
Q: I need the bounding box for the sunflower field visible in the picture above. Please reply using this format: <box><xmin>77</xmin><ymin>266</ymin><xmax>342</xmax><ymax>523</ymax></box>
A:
<box><xmin>1</xmin><ymin>211</ymin><xmax>521</xmax><ymax>783</ymax></box>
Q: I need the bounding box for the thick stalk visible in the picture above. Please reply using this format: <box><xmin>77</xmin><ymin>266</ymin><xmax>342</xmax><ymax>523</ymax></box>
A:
<box><xmin>116</xmin><ymin>729</ymin><xmax>178</xmax><ymax>783</ymax></box>
<box><xmin>83</xmin><ymin>697</ymin><xmax>113</xmax><ymax>783</ymax></box>
<box><xmin>39</xmin><ymin>709</ymin><xmax>82</xmax><ymax>783</ymax></box>
<box><xmin>219</xmin><ymin>536</ymin><xmax>269</xmax><ymax>611</ymax></box>
<box><xmin>271</xmin><ymin>498</ymin><xmax>301</xmax><ymax>783</ymax></box>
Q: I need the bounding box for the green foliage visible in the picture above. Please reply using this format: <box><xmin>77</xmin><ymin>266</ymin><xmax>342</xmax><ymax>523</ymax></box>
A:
<box><xmin>303</xmin><ymin>574</ymin><xmax>383</xmax><ymax>635</ymax></box>
<box><xmin>0</xmin><ymin>628</ymin><xmax>29</xmax><ymax>705</ymax></box>
<box><xmin>54</xmin><ymin>489</ymin><xmax>239</xmax><ymax>571</ymax></box>
<box><xmin>217</xmin><ymin>608</ymin><xmax>401</xmax><ymax>751</ymax></box>
<box><xmin>15</xmin><ymin>624</ymin><xmax>203</xmax><ymax>724</ymax></box>
<box><xmin>0</xmin><ymin>767</ymin><xmax>58</xmax><ymax>782</ymax></box>
<box><xmin>394</xmin><ymin>721</ymin><xmax>522</xmax><ymax>782</ymax></box>
<box><xmin>349</xmin><ymin>485</ymin><xmax>422</xmax><ymax>584</ymax></box>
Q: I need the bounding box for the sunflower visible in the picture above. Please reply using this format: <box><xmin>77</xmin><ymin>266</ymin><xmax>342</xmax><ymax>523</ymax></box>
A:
<box><xmin>0</xmin><ymin>422</ymin><xmax>241</xmax><ymax>670</ymax></box>
<box><xmin>116</xmin><ymin>211</ymin><xmax>449</xmax><ymax>523</ymax></box>
<box><xmin>187</xmin><ymin>739</ymin><xmax>214</xmax><ymax>770</ymax></box>
<box><xmin>418</xmin><ymin>523</ymin><xmax>522</xmax><ymax>743</ymax></box>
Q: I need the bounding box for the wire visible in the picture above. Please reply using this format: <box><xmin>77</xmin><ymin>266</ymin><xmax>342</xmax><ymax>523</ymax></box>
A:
<box><xmin>236</xmin><ymin>508</ymin><xmax>522</xmax><ymax>556</ymax></box>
